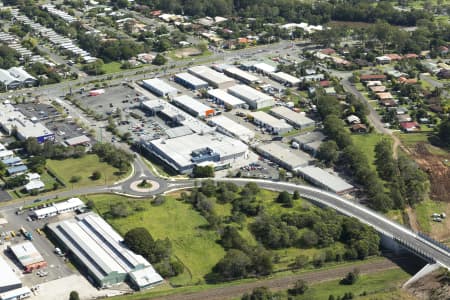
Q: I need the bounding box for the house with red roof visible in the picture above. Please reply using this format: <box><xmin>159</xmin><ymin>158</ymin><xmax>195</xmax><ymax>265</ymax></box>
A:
<box><xmin>400</xmin><ymin>121</ymin><xmax>420</xmax><ymax>132</ymax></box>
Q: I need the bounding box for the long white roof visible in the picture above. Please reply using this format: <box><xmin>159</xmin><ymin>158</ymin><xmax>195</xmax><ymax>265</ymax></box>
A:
<box><xmin>0</xmin><ymin>255</ymin><xmax>21</xmax><ymax>289</ymax></box>
<box><xmin>142</xmin><ymin>78</ymin><xmax>178</xmax><ymax>95</ymax></box>
<box><xmin>298</xmin><ymin>166</ymin><xmax>354</xmax><ymax>194</ymax></box>
<box><xmin>209</xmin><ymin>115</ymin><xmax>255</xmax><ymax>143</ymax></box>
<box><xmin>173</xmin><ymin>95</ymin><xmax>213</xmax><ymax>116</ymax></box>
<box><xmin>188</xmin><ymin>66</ymin><xmax>235</xmax><ymax>86</ymax></box>
<box><xmin>207</xmin><ymin>89</ymin><xmax>245</xmax><ymax>106</ymax></box>
<box><xmin>48</xmin><ymin>212</ymin><xmax>161</xmax><ymax>285</ymax></box>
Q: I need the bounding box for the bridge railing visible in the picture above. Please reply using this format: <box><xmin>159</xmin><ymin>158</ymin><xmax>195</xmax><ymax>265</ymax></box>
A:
<box><xmin>394</xmin><ymin>237</ymin><xmax>436</xmax><ymax>263</ymax></box>
<box><xmin>417</xmin><ymin>232</ymin><xmax>450</xmax><ymax>255</ymax></box>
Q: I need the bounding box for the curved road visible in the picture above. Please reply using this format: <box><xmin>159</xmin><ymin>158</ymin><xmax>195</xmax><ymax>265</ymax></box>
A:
<box><xmin>3</xmin><ymin>157</ymin><xmax>450</xmax><ymax>269</ymax></box>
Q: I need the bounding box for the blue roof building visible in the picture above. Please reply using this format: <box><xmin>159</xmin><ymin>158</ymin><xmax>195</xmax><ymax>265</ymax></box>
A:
<box><xmin>7</xmin><ymin>165</ymin><xmax>28</xmax><ymax>176</ymax></box>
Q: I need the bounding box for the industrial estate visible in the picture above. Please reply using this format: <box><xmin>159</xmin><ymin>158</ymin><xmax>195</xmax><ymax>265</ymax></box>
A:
<box><xmin>0</xmin><ymin>0</ymin><xmax>449</xmax><ymax>300</ymax></box>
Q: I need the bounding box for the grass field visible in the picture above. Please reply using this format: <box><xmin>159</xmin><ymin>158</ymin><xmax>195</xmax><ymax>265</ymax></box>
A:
<box><xmin>46</xmin><ymin>154</ymin><xmax>127</xmax><ymax>188</ymax></box>
<box><xmin>84</xmin><ymin>193</ymin><xmax>226</xmax><ymax>286</ymax></box>
<box><xmin>396</xmin><ymin>132</ymin><xmax>430</xmax><ymax>147</ymax></box>
<box><xmin>351</xmin><ymin>133</ymin><xmax>385</xmax><ymax>170</ymax></box>
<box><xmin>296</xmin><ymin>268</ymin><xmax>411</xmax><ymax>300</ymax></box>
<box><xmin>415</xmin><ymin>199</ymin><xmax>445</xmax><ymax>233</ymax></box>
<box><xmin>102</xmin><ymin>62</ymin><xmax>123</xmax><ymax>74</ymax></box>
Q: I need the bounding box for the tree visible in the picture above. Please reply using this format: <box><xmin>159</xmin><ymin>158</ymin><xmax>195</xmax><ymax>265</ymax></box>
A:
<box><xmin>317</xmin><ymin>140</ymin><xmax>339</xmax><ymax>167</ymax></box>
<box><xmin>69</xmin><ymin>291</ymin><xmax>80</xmax><ymax>300</ymax></box>
<box><xmin>293</xmin><ymin>190</ymin><xmax>300</xmax><ymax>200</ymax></box>
<box><xmin>292</xmin><ymin>255</ymin><xmax>309</xmax><ymax>269</ymax></box>
<box><xmin>152</xmin><ymin>53</ymin><xmax>167</xmax><ymax>65</ymax></box>
<box><xmin>289</xmin><ymin>279</ymin><xmax>308</xmax><ymax>295</ymax></box>
<box><xmin>213</xmin><ymin>249</ymin><xmax>252</xmax><ymax>280</ymax></box>
<box><xmin>27</xmin><ymin>156</ymin><xmax>46</xmax><ymax>174</ymax></box>
<box><xmin>438</xmin><ymin>118</ymin><xmax>450</xmax><ymax>147</ymax></box>
<box><xmin>241</xmin><ymin>287</ymin><xmax>273</xmax><ymax>300</ymax></box>
<box><xmin>276</xmin><ymin>191</ymin><xmax>293</xmax><ymax>207</ymax></box>
<box><xmin>192</xmin><ymin>165</ymin><xmax>214</xmax><ymax>178</ymax></box>
<box><xmin>91</xmin><ymin>170</ymin><xmax>101</xmax><ymax>180</ymax></box>
<box><xmin>340</xmin><ymin>269</ymin><xmax>359</xmax><ymax>285</ymax></box>
<box><xmin>374</xmin><ymin>139</ymin><xmax>396</xmax><ymax>181</ymax></box>
<box><xmin>69</xmin><ymin>175</ymin><xmax>81</xmax><ymax>183</ymax></box>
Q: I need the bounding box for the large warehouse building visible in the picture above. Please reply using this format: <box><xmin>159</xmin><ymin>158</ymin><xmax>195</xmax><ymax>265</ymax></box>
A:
<box><xmin>142</xmin><ymin>78</ymin><xmax>178</xmax><ymax>97</ymax></box>
<box><xmin>8</xmin><ymin>241</ymin><xmax>47</xmax><ymax>272</ymax></box>
<box><xmin>248</xmin><ymin>111</ymin><xmax>293</xmax><ymax>134</ymax></box>
<box><xmin>141</xmin><ymin>132</ymin><xmax>248</xmax><ymax>174</ymax></box>
<box><xmin>48</xmin><ymin>213</ymin><xmax>163</xmax><ymax>290</ymax></box>
<box><xmin>224</xmin><ymin>67</ymin><xmax>260</xmax><ymax>84</ymax></box>
<box><xmin>270</xmin><ymin>72</ymin><xmax>301</xmax><ymax>86</ymax></box>
<box><xmin>228</xmin><ymin>85</ymin><xmax>274</xmax><ymax>109</ymax></box>
<box><xmin>174</xmin><ymin>72</ymin><xmax>208</xmax><ymax>90</ymax></box>
<box><xmin>172</xmin><ymin>95</ymin><xmax>215</xmax><ymax>118</ymax></box>
<box><xmin>0</xmin><ymin>103</ymin><xmax>54</xmax><ymax>143</ymax></box>
<box><xmin>297</xmin><ymin>166</ymin><xmax>354</xmax><ymax>194</ymax></box>
<box><xmin>0</xmin><ymin>256</ymin><xmax>22</xmax><ymax>293</ymax></box>
<box><xmin>207</xmin><ymin>89</ymin><xmax>246</xmax><ymax>109</ymax></box>
<box><xmin>188</xmin><ymin>66</ymin><xmax>235</xmax><ymax>89</ymax></box>
<box><xmin>270</xmin><ymin>106</ymin><xmax>315</xmax><ymax>129</ymax></box>
<box><xmin>256</xmin><ymin>142</ymin><xmax>311</xmax><ymax>171</ymax></box>
<box><xmin>208</xmin><ymin>115</ymin><xmax>255</xmax><ymax>143</ymax></box>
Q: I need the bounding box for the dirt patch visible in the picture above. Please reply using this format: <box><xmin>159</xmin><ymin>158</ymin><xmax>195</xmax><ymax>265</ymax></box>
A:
<box><xmin>411</xmin><ymin>143</ymin><xmax>450</xmax><ymax>203</ymax></box>
<box><xmin>406</xmin><ymin>207</ymin><xmax>419</xmax><ymax>232</ymax></box>
<box><xmin>405</xmin><ymin>268</ymin><xmax>450</xmax><ymax>300</ymax></box>
<box><xmin>172</xmin><ymin>47</ymin><xmax>202</xmax><ymax>58</ymax></box>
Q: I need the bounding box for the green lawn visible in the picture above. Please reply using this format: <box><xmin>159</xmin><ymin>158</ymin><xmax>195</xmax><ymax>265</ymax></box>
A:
<box><xmin>84</xmin><ymin>193</ymin><xmax>226</xmax><ymax>286</ymax></box>
<box><xmin>415</xmin><ymin>199</ymin><xmax>445</xmax><ymax>233</ymax></box>
<box><xmin>351</xmin><ymin>133</ymin><xmax>385</xmax><ymax>170</ymax></box>
<box><xmin>396</xmin><ymin>132</ymin><xmax>430</xmax><ymax>147</ymax></box>
<box><xmin>102</xmin><ymin>62</ymin><xmax>123</xmax><ymax>74</ymax></box>
<box><xmin>296</xmin><ymin>268</ymin><xmax>410</xmax><ymax>300</ymax></box>
<box><xmin>46</xmin><ymin>154</ymin><xmax>127</xmax><ymax>188</ymax></box>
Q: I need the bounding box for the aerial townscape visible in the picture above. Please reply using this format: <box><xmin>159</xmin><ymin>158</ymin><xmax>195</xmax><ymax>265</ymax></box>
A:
<box><xmin>0</xmin><ymin>0</ymin><xmax>449</xmax><ymax>299</ymax></box>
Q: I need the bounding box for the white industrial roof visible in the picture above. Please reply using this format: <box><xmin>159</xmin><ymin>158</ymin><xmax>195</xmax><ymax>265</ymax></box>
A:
<box><xmin>249</xmin><ymin>111</ymin><xmax>292</xmax><ymax>130</ymax></box>
<box><xmin>53</xmin><ymin>197</ymin><xmax>84</xmax><ymax>212</ymax></box>
<box><xmin>225</xmin><ymin>67</ymin><xmax>259</xmax><ymax>83</ymax></box>
<box><xmin>298</xmin><ymin>166</ymin><xmax>354</xmax><ymax>194</ymax></box>
<box><xmin>257</xmin><ymin>142</ymin><xmax>311</xmax><ymax>170</ymax></box>
<box><xmin>254</xmin><ymin>62</ymin><xmax>276</xmax><ymax>73</ymax></box>
<box><xmin>150</xmin><ymin>132</ymin><xmax>248</xmax><ymax>169</ymax></box>
<box><xmin>25</xmin><ymin>180</ymin><xmax>45</xmax><ymax>191</ymax></box>
<box><xmin>0</xmin><ymin>69</ymin><xmax>19</xmax><ymax>85</ymax></box>
<box><xmin>65</xmin><ymin>135</ymin><xmax>90</xmax><ymax>146</ymax></box>
<box><xmin>0</xmin><ymin>287</ymin><xmax>31</xmax><ymax>300</ymax></box>
<box><xmin>129</xmin><ymin>266</ymin><xmax>164</xmax><ymax>288</ymax></box>
<box><xmin>270</xmin><ymin>106</ymin><xmax>315</xmax><ymax>127</ymax></box>
<box><xmin>0</xmin><ymin>103</ymin><xmax>52</xmax><ymax>138</ymax></box>
<box><xmin>207</xmin><ymin>89</ymin><xmax>245</xmax><ymax>106</ymax></box>
<box><xmin>8</xmin><ymin>67</ymin><xmax>36</xmax><ymax>82</ymax></box>
<box><xmin>0</xmin><ymin>255</ymin><xmax>21</xmax><ymax>290</ymax></box>
<box><xmin>175</xmin><ymin>72</ymin><xmax>208</xmax><ymax>87</ymax></box>
<box><xmin>48</xmin><ymin>212</ymin><xmax>161</xmax><ymax>286</ymax></box>
<box><xmin>9</xmin><ymin>241</ymin><xmax>45</xmax><ymax>267</ymax></box>
<box><xmin>271</xmin><ymin>72</ymin><xmax>301</xmax><ymax>85</ymax></box>
<box><xmin>188</xmin><ymin>66</ymin><xmax>235</xmax><ymax>86</ymax></box>
<box><xmin>143</xmin><ymin>78</ymin><xmax>178</xmax><ymax>95</ymax></box>
<box><xmin>173</xmin><ymin>95</ymin><xmax>213</xmax><ymax>116</ymax></box>
<box><xmin>32</xmin><ymin>206</ymin><xmax>57</xmax><ymax>218</ymax></box>
<box><xmin>209</xmin><ymin>115</ymin><xmax>255</xmax><ymax>143</ymax></box>
<box><xmin>228</xmin><ymin>85</ymin><xmax>273</xmax><ymax>103</ymax></box>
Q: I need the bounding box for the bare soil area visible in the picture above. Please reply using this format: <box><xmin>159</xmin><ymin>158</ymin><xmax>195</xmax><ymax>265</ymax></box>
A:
<box><xmin>412</xmin><ymin>143</ymin><xmax>450</xmax><ymax>203</ymax></box>
<box><xmin>405</xmin><ymin>268</ymin><xmax>450</xmax><ymax>300</ymax></box>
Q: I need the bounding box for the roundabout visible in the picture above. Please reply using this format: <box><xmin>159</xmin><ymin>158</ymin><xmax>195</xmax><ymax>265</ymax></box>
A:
<box><xmin>129</xmin><ymin>179</ymin><xmax>160</xmax><ymax>193</ymax></box>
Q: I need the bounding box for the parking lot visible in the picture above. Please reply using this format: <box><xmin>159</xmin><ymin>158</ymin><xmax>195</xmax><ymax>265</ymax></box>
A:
<box><xmin>75</xmin><ymin>85</ymin><xmax>148</xmax><ymax>118</ymax></box>
<box><xmin>0</xmin><ymin>207</ymin><xmax>74</xmax><ymax>288</ymax></box>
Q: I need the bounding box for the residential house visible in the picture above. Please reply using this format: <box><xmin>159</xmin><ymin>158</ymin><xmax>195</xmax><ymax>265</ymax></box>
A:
<box><xmin>351</xmin><ymin>123</ymin><xmax>368</xmax><ymax>133</ymax></box>
<box><xmin>400</xmin><ymin>121</ymin><xmax>420</xmax><ymax>132</ymax></box>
